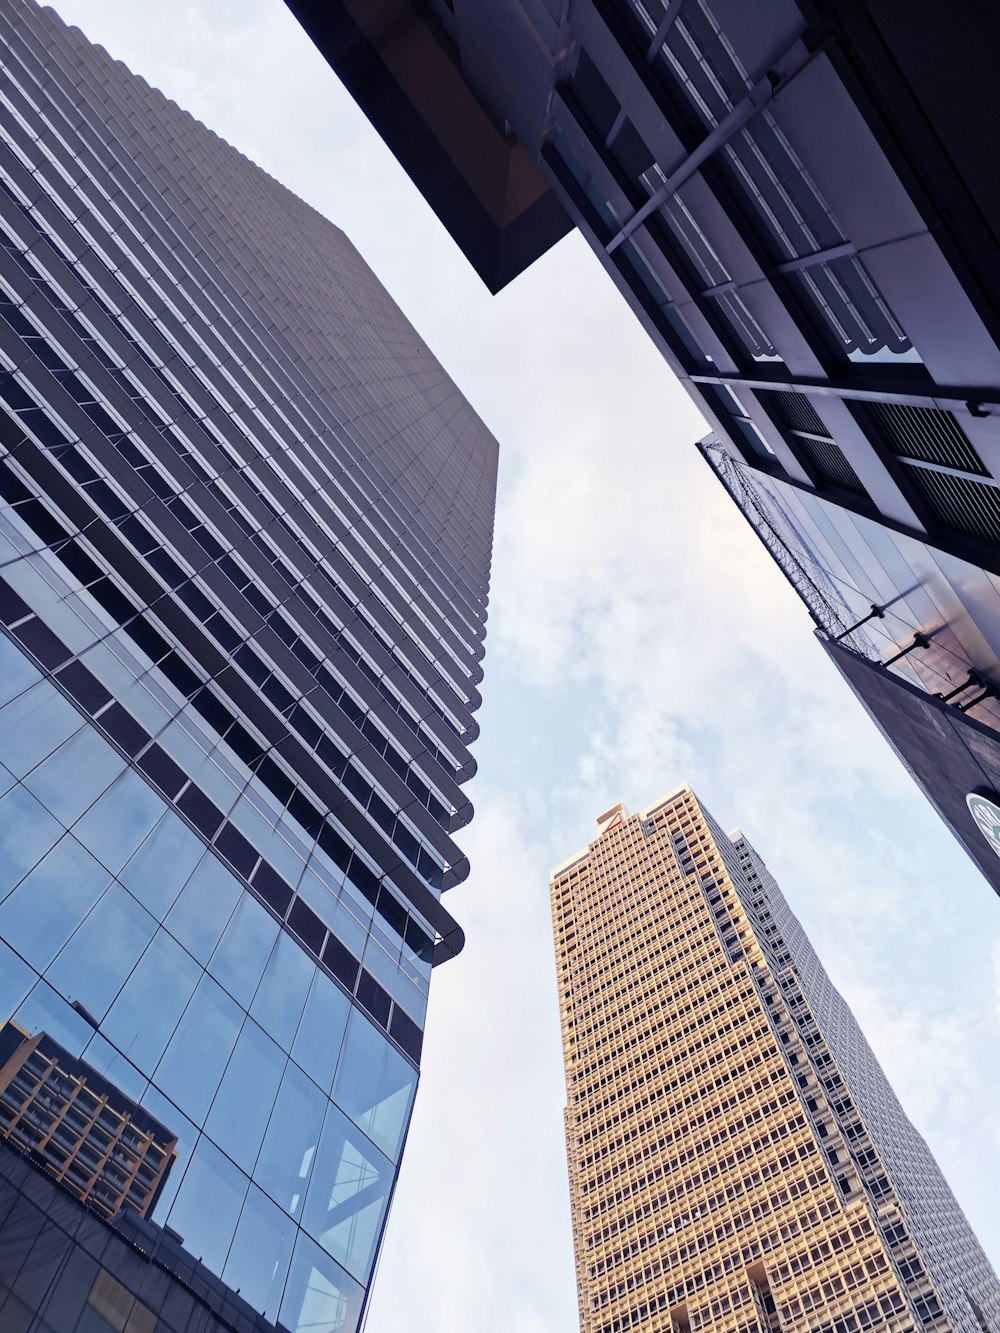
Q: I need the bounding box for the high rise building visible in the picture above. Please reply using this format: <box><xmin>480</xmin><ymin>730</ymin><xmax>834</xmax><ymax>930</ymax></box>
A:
<box><xmin>550</xmin><ymin>788</ymin><xmax>1000</xmax><ymax>1333</ymax></box>
<box><xmin>0</xmin><ymin>3</ymin><xmax>496</xmax><ymax>1330</ymax></box>
<box><xmin>289</xmin><ymin>0</ymin><xmax>1000</xmax><ymax>893</ymax></box>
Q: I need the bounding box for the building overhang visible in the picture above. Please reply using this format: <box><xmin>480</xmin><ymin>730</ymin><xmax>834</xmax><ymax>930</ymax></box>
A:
<box><xmin>285</xmin><ymin>0</ymin><xmax>572</xmax><ymax>292</ymax></box>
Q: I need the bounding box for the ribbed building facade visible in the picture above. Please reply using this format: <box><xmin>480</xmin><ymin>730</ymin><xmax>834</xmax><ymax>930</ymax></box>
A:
<box><xmin>0</xmin><ymin>4</ymin><xmax>496</xmax><ymax>1330</ymax></box>
<box><xmin>289</xmin><ymin>0</ymin><xmax>1000</xmax><ymax>894</ymax></box>
<box><xmin>550</xmin><ymin>789</ymin><xmax>1000</xmax><ymax>1333</ymax></box>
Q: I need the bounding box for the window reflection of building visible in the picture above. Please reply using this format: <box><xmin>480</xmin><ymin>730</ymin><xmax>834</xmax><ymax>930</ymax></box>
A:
<box><xmin>0</xmin><ymin>1019</ymin><xmax>175</xmax><ymax>1220</ymax></box>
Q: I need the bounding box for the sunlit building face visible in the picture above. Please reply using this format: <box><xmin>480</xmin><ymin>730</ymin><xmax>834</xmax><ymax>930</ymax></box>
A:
<box><xmin>551</xmin><ymin>789</ymin><xmax>1000</xmax><ymax>1333</ymax></box>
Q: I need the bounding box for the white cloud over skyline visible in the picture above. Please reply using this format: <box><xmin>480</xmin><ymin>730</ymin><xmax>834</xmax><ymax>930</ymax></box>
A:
<box><xmin>48</xmin><ymin>4</ymin><xmax>1000</xmax><ymax>1329</ymax></box>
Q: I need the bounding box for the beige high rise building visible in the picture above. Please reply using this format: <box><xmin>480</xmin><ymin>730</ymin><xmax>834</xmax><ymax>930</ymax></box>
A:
<box><xmin>550</xmin><ymin>785</ymin><xmax>1000</xmax><ymax>1333</ymax></box>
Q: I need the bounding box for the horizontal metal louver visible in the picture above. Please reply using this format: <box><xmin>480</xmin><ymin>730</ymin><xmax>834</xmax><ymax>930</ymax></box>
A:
<box><xmin>904</xmin><ymin>465</ymin><xmax>1000</xmax><ymax>544</ymax></box>
<box><xmin>797</xmin><ymin>437</ymin><xmax>867</xmax><ymax>495</ymax></box>
<box><xmin>868</xmin><ymin>402</ymin><xmax>987</xmax><ymax>475</ymax></box>
<box><xmin>759</xmin><ymin>390</ymin><xmax>829</xmax><ymax>437</ymax></box>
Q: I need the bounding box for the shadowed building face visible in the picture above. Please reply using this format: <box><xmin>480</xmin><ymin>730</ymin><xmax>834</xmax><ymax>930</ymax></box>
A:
<box><xmin>290</xmin><ymin>0</ymin><xmax>1000</xmax><ymax>897</ymax></box>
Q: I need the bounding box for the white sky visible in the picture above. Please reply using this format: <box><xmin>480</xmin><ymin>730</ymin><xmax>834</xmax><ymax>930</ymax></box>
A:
<box><xmin>49</xmin><ymin>4</ymin><xmax>1000</xmax><ymax>1329</ymax></box>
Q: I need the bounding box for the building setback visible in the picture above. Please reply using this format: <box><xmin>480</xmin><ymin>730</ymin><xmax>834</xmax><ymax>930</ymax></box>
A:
<box><xmin>0</xmin><ymin>3</ymin><xmax>496</xmax><ymax>1330</ymax></box>
<box><xmin>288</xmin><ymin>0</ymin><xmax>1000</xmax><ymax>894</ymax></box>
<box><xmin>550</xmin><ymin>788</ymin><xmax>1000</xmax><ymax>1333</ymax></box>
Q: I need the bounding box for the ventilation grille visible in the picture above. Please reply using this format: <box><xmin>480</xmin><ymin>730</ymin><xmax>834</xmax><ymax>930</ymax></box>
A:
<box><xmin>905</xmin><ymin>465</ymin><xmax>1000</xmax><ymax>544</ymax></box>
<box><xmin>759</xmin><ymin>390</ymin><xmax>829</xmax><ymax>437</ymax></box>
<box><xmin>868</xmin><ymin>402</ymin><xmax>986</xmax><ymax>475</ymax></box>
<box><xmin>797</xmin><ymin>437</ymin><xmax>867</xmax><ymax>495</ymax></box>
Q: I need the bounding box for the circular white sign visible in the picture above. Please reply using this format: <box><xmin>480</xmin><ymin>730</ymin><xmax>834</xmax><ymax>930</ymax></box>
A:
<box><xmin>966</xmin><ymin>792</ymin><xmax>1000</xmax><ymax>859</ymax></box>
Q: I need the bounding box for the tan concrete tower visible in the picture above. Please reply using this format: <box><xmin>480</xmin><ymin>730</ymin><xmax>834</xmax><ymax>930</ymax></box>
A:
<box><xmin>550</xmin><ymin>786</ymin><xmax>1000</xmax><ymax>1333</ymax></box>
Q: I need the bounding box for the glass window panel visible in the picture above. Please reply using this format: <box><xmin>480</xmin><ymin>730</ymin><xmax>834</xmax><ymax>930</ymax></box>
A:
<box><xmin>222</xmin><ymin>1183</ymin><xmax>295</xmax><ymax>1325</ymax></box>
<box><xmin>102</xmin><ymin>929</ymin><xmax>203</xmax><ymax>1077</ymax></box>
<box><xmin>119</xmin><ymin>811</ymin><xmax>205</xmax><ymax>918</ymax></box>
<box><xmin>250</xmin><ymin>929</ymin><xmax>314</xmax><ymax>1053</ymax></box>
<box><xmin>80</xmin><ymin>1033</ymin><xmax>148</xmax><ymax>1105</ymax></box>
<box><xmin>297</xmin><ymin>865</ymin><xmax>339</xmax><ymax>920</ymax></box>
<box><xmin>14</xmin><ymin>980</ymin><xmax>94</xmax><ymax>1057</ymax></box>
<box><xmin>333</xmin><ymin>1009</ymin><xmax>416</xmax><ymax>1161</ymax></box>
<box><xmin>204</xmin><ymin>1018</ymin><xmax>285</xmax><ymax>1174</ymax></box>
<box><xmin>154</xmin><ymin>974</ymin><xmax>244</xmax><ymax>1124</ymax></box>
<box><xmin>208</xmin><ymin>894</ymin><xmax>278</xmax><ymax>1009</ymax></box>
<box><xmin>362</xmin><ymin>932</ymin><xmax>403</xmax><ymax>995</ymax></box>
<box><xmin>23</xmin><ymin>724</ymin><xmax>126</xmax><ymax>825</ymax></box>
<box><xmin>0</xmin><ymin>835</ymin><xmax>110</xmax><ymax>971</ymax></box>
<box><xmin>280</xmin><ymin>1232</ymin><xmax>364</xmax><ymax>1333</ymax></box>
<box><xmin>140</xmin><ymin>1084</ymin><xmax>197</xmax><ymax>1224</ymax></box>
<box><xmin>302</xmin><ymin>1101</ymin><xmax>392</xmax><ymax>1283</ymax></box>
<box><xmin>164</xmin><ymin>855</ymin><xmax>240</xmax><ymax>965</ymax></box>
<box><xmin>0</xmin><ymin>937</ymin><xmax>37</xmax><ymax>1021</ymax></box>
<box><xmin>323</xmin><ymin>896</ymin><xmax>368</xmax><ymax>958</ymax></box>
<box><xmin>0</xmin><ymin>785</ymin><xmax>61</xmax><ymax>904</ymax></box>
<box><xmin>0</xmin><ymin>679</ymin><xmax>80</xmax><ymax>777</ymax></box>
<box><xmin>254</xmin><ymin>1059</ymin><xmax>326</xmax><ymax>1221</ymax></box>
<box><xmin>166</xmin><ymin>1135</ymin><xmax>248</xmax><ymax>1276</ymax></box>
<box><xmin>292</xmin><ymin>970</ymin><xmax>351</xmax><ymax>1096</ymax></box>
<box><xmin>73</xmin><ymin>769</ymin><xmax>165</xmax><ymax>874</ymax></box>
<box><xmin>46</xmin><ymin>882</ymin><xmax>156</xmax><ymax>1022</ymax></box>
<box><xmin>0</xmin><ymin>632</ymin><xmax>41</xmax><ymax>706</ymax></box>
<box><xmin>231</xmin><ymin>794</ymin><xmax>304</xmax><ymax>885</ymax></box>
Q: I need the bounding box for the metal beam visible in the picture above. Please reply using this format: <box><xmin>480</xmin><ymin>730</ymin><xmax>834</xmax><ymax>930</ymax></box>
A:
<box><xmin>646</xmin><ymin>0</ymin><xmax>684</xmax><ymax>62</ymax></box>
<box><xmin>606</xmin><ymin>32</ymin><xmax>820</xmax><ymax>255</ymax></box>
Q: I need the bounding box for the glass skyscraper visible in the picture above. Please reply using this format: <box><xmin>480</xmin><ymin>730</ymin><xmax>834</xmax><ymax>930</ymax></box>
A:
<box><xmin>0</xmin><ymin>3</ymin><xmax>496</xmax><ymax>1330</ymax></box>
<box><xmin>551</xmin><ymin>789</ymin><xmax>1000</xmax><ymax>1333</ymax></box>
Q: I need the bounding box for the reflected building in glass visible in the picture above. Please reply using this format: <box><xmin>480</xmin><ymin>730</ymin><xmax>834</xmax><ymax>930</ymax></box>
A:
<box><xmin>551</xmin><ymin>789</ymin><xmax>1000</xmax><ymax>1333</ymax></box>
<box><xmin>0</xmin><ymin>3</ymin><xmax>496</xmax><ymax>1330</ymax></box>
<box><xmin>289</xmin><ymin>0</ymin><xmax>1000</xmax><ymax>896</ymax></box>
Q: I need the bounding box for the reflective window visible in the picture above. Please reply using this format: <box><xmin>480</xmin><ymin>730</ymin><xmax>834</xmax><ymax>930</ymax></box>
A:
<box><xmin>0</xmin><ymin>936</ymin><xmax>37</xmax><ymax>1020</ymax></box>
<box><xmin>333</xmin><ymin>1009</ymin><xmax>416</xmax><ymax>1161</ymax></box>
<box><xmin>164</xmin><ymin>855</ymin><xmax>240</xmax><ymax>965</ymax></box>
<box><xmin>292</xmin><ymin>971</ymin><xmax>350</xmax><ymax>1096</ymax></box>
<box><xmin>167</xmin><ymin>1135</ymin><xmax>248</xmax><ymax>1275</ymax></box>
<box><xmin>119</xmin><ymin>811</ymin><xmax>205</xmax><ymax>917</ymax></box>
<box><xmin>0</xmin><ymin>631</ymin><xmax>41</xmax><ymax>706</ymax></box>
<box><xmin>254</xmin><ymin>1059</ymin><xmax>326</xmax><ymax>1221</ymax></box>
<box><xmin>81</xmin><ymin>1033</ymin><xmax>149</xmax><ymax>1105</ymax></box>
<box><xmin>154</xmin><ymin>973</ymin><xmax>244</xmax><ymax>1123</ymax></box>
<box><xmin>0</xmin><ymin>834</ymin><xmax>109</xmax><ymax>971</ymax></box>
<box><xmin>14</xmin><ymin>980</ymin><xmax>94</xmax><ymax>1057</ymax></box>
<box><xmin>204</xmin><ymin>1018</ymin><xmax>285</xmax><ymax>1174</ymax></box>
<box><xmin>73</xmin><ymin>768</ymin><xmax>165</xmax><ymax>873</ymax></box>
<box><xmin>250</xmin><ymin>928</ymin><xmax>314</xmax><ymax>1052</ymax></box>
<box><xmin>23</xmin><ymin>723</ymin><xmax>126</xmax><ymax>825</ymax></box>
<box><xmin>140</xmin><ymin>1083</ymin><xmax>198</xmax><ymax>1223</ymax></box>
<box><xmin>103</xmin><ymin>929</ymin><xmax>203</xmax><ymax>1077</ymax></box>
<box><xmin>0</xmin><ymin>679</ymin><xmax>81</xmax><ymax>777</ymax></box>
<box><xmin>46</xmin><ymin>882</ymin><xmax>156</xmax><ymax>1022</ymax></box>
<box><xmin>302</xmin><ymin>1101</ymin><xmax>391</xmax><ymax>1283</ymax></box>
<box><xmin>208</xmin><ymin>893</ymin><xmax>278</xmax><ymax>1009</ymax></box>
<box><xmin>280</xmin><ymin>1231</ymin><xmax>364</xmax><ymax>1333</ymax></box>
<box><xmin>0</xmin><ymin>785</ymin><xmax>61</xmax><ymax>903</ymax></box>
<box><xmin>222</xmin><ymin>1184</ymin><xmax>295</xmax><ymax>1324</ymax></box>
